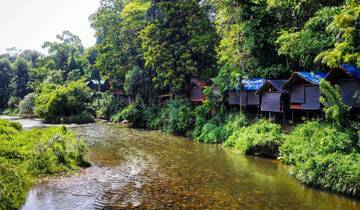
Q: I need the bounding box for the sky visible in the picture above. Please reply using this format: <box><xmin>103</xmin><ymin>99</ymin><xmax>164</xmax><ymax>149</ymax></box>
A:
<box><xmin>0</xmin><ymin>0</ymin><xmax>100</xmax><ymax>54</ymax></box>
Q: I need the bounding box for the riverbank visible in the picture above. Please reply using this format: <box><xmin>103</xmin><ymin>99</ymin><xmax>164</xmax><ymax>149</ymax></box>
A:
<box><xmin>0</xmin><ymin>119</ymin><xmax>89</xmax><ymax>210</ymax></box>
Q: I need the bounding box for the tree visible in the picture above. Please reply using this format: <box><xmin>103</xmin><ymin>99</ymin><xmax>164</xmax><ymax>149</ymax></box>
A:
<box><xmin>42</xmin><ymin>31</ymin><xmax>87</xmax><ymax>82</ymax></box>
<box><xmin>141</xmin><ymin>0</ymin><xmax>218</xmax><ymax>94</ymax></box>
<box><xmin>11</xmin><ymin>57</ymin><xmax>31</xmax><ymax>98</ymax></box>
<box><xmin>90</xmin><ymin>0</ymin><xmax>128</xmax><ymax>79</ymax></box>
<box><xmin>0</xmin><ymin>58</ymin><xmax>12</xmax><ymax>110</ymax></box>
<box><xmin>277</xmin><ymin>7</ymin><xmax>341</xmax><ymax>70</ymax></box>
<box><xmin>316</xmin><ymin>0</ymin><xmax>360</xmax><ymax>67</ymax></box>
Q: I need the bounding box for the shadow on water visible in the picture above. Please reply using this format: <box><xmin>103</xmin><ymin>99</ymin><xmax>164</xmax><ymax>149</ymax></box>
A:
<box><xmin>19</xmin><ymin>122</ymin><xmax>360</xmax><ymax>210</ymax></box>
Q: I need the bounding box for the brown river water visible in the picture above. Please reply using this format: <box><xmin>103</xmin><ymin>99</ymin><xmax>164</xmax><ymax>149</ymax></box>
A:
<box><xmin>7</xmin><ymin>119</ymin><xmax>359</xmax><ymax>210</ymax></box>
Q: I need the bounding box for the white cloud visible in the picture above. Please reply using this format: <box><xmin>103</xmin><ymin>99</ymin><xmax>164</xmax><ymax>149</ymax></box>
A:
<box><xmin>0</xmin><ymin>0</ymin><xmax>99</xmax><ymax>53</ymax></box>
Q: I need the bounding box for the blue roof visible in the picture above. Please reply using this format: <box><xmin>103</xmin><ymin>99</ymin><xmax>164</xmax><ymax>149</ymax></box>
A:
<box><xmin>86</xmin><ymin>80</ymin><xmax>106</xmax><ymax>85</ymax></box>
<box><xmin>295</xmin><ymin>72</ymin><xmax>327</xmax><ymax>85</ymax></box>
<box><xmin>340</xmin><ymin>64</ymin><xmax>360</xmax><ymax>80</ymax></box>
<box><xmin>242</xmin><ymin>79</ymin><xmax>266</xmax><ymax>91</ymax></box>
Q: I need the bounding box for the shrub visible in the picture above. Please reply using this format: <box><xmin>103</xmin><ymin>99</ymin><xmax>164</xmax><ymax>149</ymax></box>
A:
<box><xmin>193</xmin><ymin>105</ymin><xmax>210</xmax><ymax>139</ymax></box>
<box><xmin>280</xmin><ymin>121</ymin><xmax>354</xmax><ymax>165</ymax></box>
<box><xmin>319</xmin><ymin>80</ymin><xmax>349</xmax><ymax>127</ymax></box>
<box><xmin>142</xmin><ymin>106</ymin><xmax>162</xmax><ymax>130</ymax></box>
<box><xmin>91</xmin><ymin>92</ymin><xmax>125</xmax><ymax>120</ymax></box>
<box><xmin>19</xmin><ymin>93</ymin><xmax>36</xmax><ymax>117</ymax></box>
<box><xmin>224</xmin><ymin>119</ymin><xmax>283</xmax><ymax>158</ymax></box>
<box><xmin>35</xmin><ymin>81</ymin><xmax>94</xmax><ymax>124</ymax></box>
<box><xmin>0</xmin><ymin>120</ymin><xmax>22</xmax><ymax>135</ymax></box>
<box><xmin>160</xmin><ymin>99</ymin><xmax>195</xmax><ymax>134</ymax></box>
<box><xmin>196</xmin><ymin>122</ymin><xmax>226</xmax><ymax>144</ymax></box>
<box><xmin>0</xmin><ymin>158</ymin><xmax>32</xmax><ymax>210</ymax></box>
<box><xmin>223</xmin><ymin>114</ymin><xmax>248</xmax><ymax>137</ymax></box>
<box><xmin>111</xmin><ymin>104</ymin><xmax>141</xmax><ymax>124</ymax></box>
<box><xmin>0</xmin><ymin>120</ymin><xmax>89</xmax><ymax>209</ymax></box>
<box><xmin>292</xmin><ymin>152</ymin><xmax>360</xmax><ymax>197</ymax></box>
<box><xmin>279</xmin><ymin>121</ymin><xmax>360</xmax><ymax>197</ymax></box>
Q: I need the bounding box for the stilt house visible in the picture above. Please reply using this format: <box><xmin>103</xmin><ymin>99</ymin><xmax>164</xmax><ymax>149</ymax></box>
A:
<box><xmin>326</xmin><ymin>64</ymin><xmax>360</xmax><ymax>108</ymax></box>
<box><xmin>257</xmin><ymin>80</ymin><xmax>289</xmax><ymax>113</ymax></box>
<box><xmin>228</xmin><ymin>79</ymin><xmax>265</xmax><ymax>108</ymax></box>
<box><xmin>190</xmin><ymin>78</ymin><xmax>208</xmax><ymax>103</ymax></box>
<box><xmin>284</xmin><ymin>72</ymin><xmax>327</xmax><ymax>111</ymax></box>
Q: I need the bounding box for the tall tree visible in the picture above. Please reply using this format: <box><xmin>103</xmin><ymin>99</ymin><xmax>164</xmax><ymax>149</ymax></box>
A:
<box><xmin>0</xmin><ymin>58</ymin><xmax>12</xmax><ymax>109</ymax></box>
<box><xmin>11</xmin><ymin>57</ymin><xmax>31</xmax><ymax>98</ymax></box>
<box><xmin>90</xmin><ymin>0</ymin><xmax>128</xmax><ymax>79</ymax></box>
<box><xmin>42</xmin><ymin>31</ymin><xmax>87</xmax><ymax>81</ymax></box>
<box><xmin>141</xmin><ymin>0</ymin><xmax>218</xmax><ymax>94</ymax></box>
<box><xmin>316</xmin><ymin>0</ymin><xmax>360</xmax><ymax>67</ymax></box>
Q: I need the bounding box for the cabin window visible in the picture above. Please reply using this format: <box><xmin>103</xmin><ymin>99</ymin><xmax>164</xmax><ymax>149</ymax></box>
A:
<box><xmin>290</xmin><ymin>85</ymin><xmax>305</xmax><ymax>103</ymax></box>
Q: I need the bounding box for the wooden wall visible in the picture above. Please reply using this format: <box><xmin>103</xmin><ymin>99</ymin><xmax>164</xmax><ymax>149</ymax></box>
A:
<box><xmin>247</xmin><ymin>91</ymin><xmax>260</xmax><ymax>106</ymax></box>
<box><xmin>261</xmin><ymin>92</ymin><xmax>282</xmax><ymax>112</ymax></box>
<box><xmin>338</xmin><ymin>79</ymin><xmax>360</xmax><ymax>107</ymax></box>
<box><xmin>228</xmin><ymin>90</ymin><xmax>247</xmax><ymax>106</ymax></box>
<box><xmin>191</xmin><ymin>85</ymin><xmax>203</xmax><ymax>101</ymax></box>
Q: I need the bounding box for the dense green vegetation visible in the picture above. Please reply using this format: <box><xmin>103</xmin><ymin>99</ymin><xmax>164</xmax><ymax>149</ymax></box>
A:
<box><xmin>0</xmin><ymin>120</ymin><xmax>88</xmax><ymax>209</ymax></box>
<box><xmin>280</xmin><ymin>121</ymin><xmax>360</xmax><ymax>197</ymax></box>
<box><xmin>224</xmin><ymin>119</ymin><xmax>284</xmax><ymax>158</ymax></box>
<box><xmin>35</xmin><ymin>81</ymin><xmax>94</xmax><ymax>124</ymax></box>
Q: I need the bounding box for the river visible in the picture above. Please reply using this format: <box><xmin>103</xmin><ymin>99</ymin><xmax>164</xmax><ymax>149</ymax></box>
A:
<box><xmin>2</xmin><ymin>117</ymin><xmax>357</xmax><ymax>209</ymax></box>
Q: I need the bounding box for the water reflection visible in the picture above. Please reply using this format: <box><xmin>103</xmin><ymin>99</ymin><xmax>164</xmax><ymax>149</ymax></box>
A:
<box><xmin>21</xmin><ymin>123</ymin><xmax>360</xmax><ymax>210</ymax></box>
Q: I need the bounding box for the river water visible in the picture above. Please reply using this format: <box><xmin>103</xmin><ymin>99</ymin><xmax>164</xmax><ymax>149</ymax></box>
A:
<box><xmin>6</xmin><ymin>119</ymin><xmax>359</xmax><ymax>209</ymax></box>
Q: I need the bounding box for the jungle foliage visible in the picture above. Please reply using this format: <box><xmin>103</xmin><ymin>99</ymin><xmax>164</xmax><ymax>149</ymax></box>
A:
<box><xmin>280</xmin><ymin>121</ymin><xmax>360</xmax><ymax>197</ymax></box>
<box><xmin>0</xmin><ymin>120</ymin><xmax>88</xmax><ymax>210</ymax></box>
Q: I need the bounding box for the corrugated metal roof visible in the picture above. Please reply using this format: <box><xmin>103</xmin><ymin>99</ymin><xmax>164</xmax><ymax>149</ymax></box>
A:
<box><xmin>340</xmin><ymin>64</ymin><xmax>360</xmax><ymax>80</ymax></box>
<box><xmin>268</xmin><ymin>80</ymin><xmax>287</xmax><ymax>92</ymax></box>
<box><xmin>295</xmin><ymin>72</ymin><xmax>327</xmax><ymax>85</ymax></box>
<box><xmin>257</xmin><ymin>80</ymin><xmax>288</xmax><ymax>94</ymax></box>
<box><xmin>242</xmin><ymin>79</ymin><xmax>266</xmax><ymax>91</ymax></box>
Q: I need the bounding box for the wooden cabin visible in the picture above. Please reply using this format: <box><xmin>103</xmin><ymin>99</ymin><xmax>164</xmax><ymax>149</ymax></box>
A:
<box><xmin>86</xmin><ymin>79</ymin><xmax>109</xmax><ymax>92</ymax></box>
<box><xmin>284</xmin><ymin>72</ymin><xmax>327</xmax><ymax>111</ymax></box>
<box><xmin>257</xmin><ymin>80</ymin><xmax>289</xmax><ymax>113</ymax></box>
<box><xmin>110</xmin><ymin>79</ymin><xmax>131</xmax><ymax>105</ymax></box>
<box><xmin>228</xmin><ymin>79</ymin><xmax>265</xmax><ymax>108</ymax></box>
<box><xmin>190</xmin><ymin>78</ymin><xmax>207</xmax><ymax>103</ymax></box>
<box><xmin>326</xmin><ymin>64</ymin><xmax>360</xmax><ymax>108</ymax></box>
<box><xmin>158</xmin><ymin>93</ymin><xmax>173</xmax><ymax>105</ymax></box>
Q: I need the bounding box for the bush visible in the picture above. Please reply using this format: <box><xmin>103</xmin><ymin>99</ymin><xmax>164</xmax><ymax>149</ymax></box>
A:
<box><xmin>0</xmin><ymin>158</ymin><xmax>32</xmax><ymax>210</ymax></box>
<box><xmin>111</xmin><ymin>104</ymin><xmax>141</xmax><ymax>124</ymax></box>
<box><xmin>279</xmin><ymin>121</ymin><xmax>360</xmax><ymax>197</ymax></box>
<box><xmin>91</xmin><ymin>92</ymin><xmax>125</xmax><ymax>120</ymax></box>
<box><xmin>223</xmin><ymin>114</ymin><xmax>248</xmax><ymax>137</ymax></box>
<box><xmin>292</xmin><ymin>152</ymin><xmax>360</xmax><ymax>197</ymax></box>
<box><xmin>19</xmin><ymin>93</ymin><xmax>36</xmax><ymax>117</ymax></box>
<box><xmin>224</xmin><ymin>119</ymin><xmax>283</xmax><ymax>158</ymax></box>
<box><xmin>196</xmin><ymin>122</ymin><xmax>226</xmax><ymax>144</ymax></box>
<box><xmin>142</xmin><ymin>106</ymin><xmax>162</xmax><ymax>130</ymax></box>
<box><xmin>35</xmin><ymin>81</ymin><xmax>94</xmax><ymax>124</ymax></box>
<box><xmin>0</xmin><ymin>120</ymin><xmax>89</xmax><ymax>209</ymax></box>
<box><xmin>280</xmin><ymin>121</ymin><xmax>354</xmax><ymax>165</ymax></box>
<box><xmin>160</xmin><ymin>99</ymin><xmax>195</xmax><ymax>134</ymax></box>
